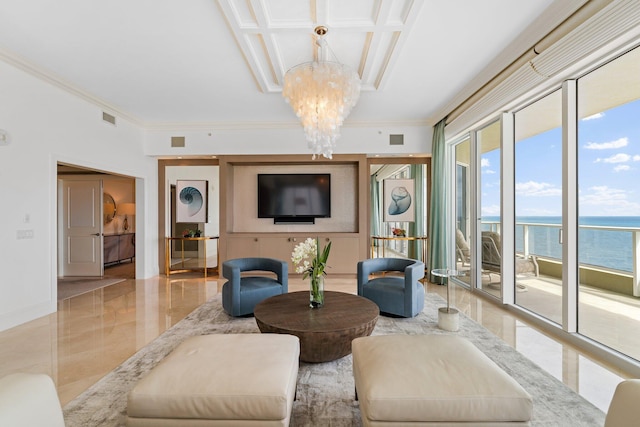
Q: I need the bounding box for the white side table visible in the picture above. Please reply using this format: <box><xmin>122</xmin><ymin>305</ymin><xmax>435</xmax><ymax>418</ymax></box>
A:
<box><xmin>431</xmin><ymin>268</ymin><xmax>460</xmax><ymax>332</ymax></box>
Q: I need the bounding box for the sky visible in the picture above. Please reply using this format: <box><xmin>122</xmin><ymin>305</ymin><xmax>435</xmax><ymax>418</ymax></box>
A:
<box><xmin>481</xmin><ymin>99</ymin><xmax>640</xmax><ymax>217</ymax></box>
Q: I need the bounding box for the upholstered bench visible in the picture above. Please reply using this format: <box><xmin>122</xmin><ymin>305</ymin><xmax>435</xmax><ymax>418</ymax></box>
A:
<box><xmin>127</xmin><ymin>334</ymin><xmax>300</xmax><ymax>427</ymax></box>
<box><xmin>0</xmin><ymin>373</ymin><xmax>65</xmax><ymax>427</ymax></box>
<box><xmin>352</xmin><ymin>335</ymin><xmax>533</xmax><ymax>426</ymax></box>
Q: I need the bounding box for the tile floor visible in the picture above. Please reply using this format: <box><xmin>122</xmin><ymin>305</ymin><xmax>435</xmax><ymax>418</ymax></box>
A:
<box><xmin>0</xmin><ymin>265</ymin><xmax>631</xmax><ymax>415</ymax></box>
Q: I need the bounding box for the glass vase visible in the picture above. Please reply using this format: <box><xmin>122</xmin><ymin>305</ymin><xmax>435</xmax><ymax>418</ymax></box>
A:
<box><xmin>309</xmin><ymin>274</ymin><xmax>324</xmax><ymax>308</ymax></box>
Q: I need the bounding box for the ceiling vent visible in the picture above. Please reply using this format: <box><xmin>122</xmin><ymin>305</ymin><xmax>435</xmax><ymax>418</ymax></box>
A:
<box><xmin>171</xmin><ymin>136</ymin><xmax>185</xmax><ymax>147</ymax></box>
<box><xmin>390</xmin><ymin>134</ymin><xmax>404</xmax><ymax>145</ymax></box>
<box><xmin>102</xmin><ymin>112</ymin><xmax>116</xmax><ymax>125</ymax></box>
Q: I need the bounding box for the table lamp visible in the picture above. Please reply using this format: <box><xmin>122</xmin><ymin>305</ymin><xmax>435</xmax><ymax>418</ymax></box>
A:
<box><xmin>120</xmin><ymin>203</ymin><xmax>136</xmax><ymax>232</ymax></box>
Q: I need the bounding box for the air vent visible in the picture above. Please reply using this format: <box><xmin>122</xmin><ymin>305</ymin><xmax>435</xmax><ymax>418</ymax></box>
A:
<box><xmin>102</xmin><ymin>112</ymin><xmax>116</xmax><ymax>125</ymax></box>
<box><xmin>171</xmin><ymin>136</ymin><xmax>185</xmax><ymax>147</ymax></box>
<box><xmin>390</xmin><ymin>134</ymin><xmax>404</xmax><ymax>145</ymax></box>
<box><xmin>0</xmin><ymin>129</ymin><xmax>9</xmax><ymax>146</ymax></box>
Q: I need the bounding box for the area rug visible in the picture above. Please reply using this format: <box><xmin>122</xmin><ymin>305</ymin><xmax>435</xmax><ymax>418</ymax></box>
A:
<box><xmin>63</xmin><ymin>292</ymin><xmax>605</xmax><ymax>426</ymax></box>
<box><xmin>57</xmin><ymin>278</ymin><xmax>126</xmax><ymax>300</ymax></box>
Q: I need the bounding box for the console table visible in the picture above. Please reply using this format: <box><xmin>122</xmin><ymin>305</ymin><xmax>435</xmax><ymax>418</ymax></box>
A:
<box><xmin>370</xmin><ymin>235</ymin><xmax>428</xmax><ymax>266</ymax></box>
<box><xmin>104</xmin><ymin>233</ymin><xmax>135</xmax><ymax>265</ymax></box>
<box><xmin>164</xmin><ymin>236</ymin><xmax>219</xmax><ymax>277</ymax></box>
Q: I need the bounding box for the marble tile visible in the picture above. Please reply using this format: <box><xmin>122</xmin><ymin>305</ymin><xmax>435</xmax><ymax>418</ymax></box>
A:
<box><xmin>0</xmin><ymin>271</ymin><xmax>627</xmax><ymax>414</ymax></box>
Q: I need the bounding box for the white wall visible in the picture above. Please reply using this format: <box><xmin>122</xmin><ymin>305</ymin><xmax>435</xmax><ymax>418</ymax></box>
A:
<box><xmin>0</xmin><ymin>60</ymin><xmax>157</xmax><ymax>332</ymax></box>
<box><xmin>0</xmin><ymin>45</ymin><xmax>433</xmax><ymax>333</ymax></box>
<box><xmin>143</xmin><ymin>124</ymin><xmax>432</xmax><ymax>157</ymax></box>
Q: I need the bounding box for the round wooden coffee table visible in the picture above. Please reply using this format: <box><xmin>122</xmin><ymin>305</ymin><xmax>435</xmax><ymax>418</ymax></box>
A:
<box><xmin>254</xmin><ymin>291</ymin><xmax>379</xmax><ymax>363</ymax></box>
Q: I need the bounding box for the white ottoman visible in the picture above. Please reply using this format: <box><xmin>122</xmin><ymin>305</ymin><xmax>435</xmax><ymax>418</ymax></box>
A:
<box><xmin>352</xmin><ymin>335</ymin><xmax>533</xmax><ymax>426</ymax></box>
<box><xmin>127</xmin><ymin>334</ymin><xmax>300</xmax><ymax>427</ymax></box>
<box><xmin>0</xmin><ymin>373</ymin><xmax>65</xmax><ymax>427</ymax></box>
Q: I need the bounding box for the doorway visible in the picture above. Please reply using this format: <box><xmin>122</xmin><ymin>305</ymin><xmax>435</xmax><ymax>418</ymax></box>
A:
<box><xmin>57</xmin><ymin>163</ymin><xmax>136</xmax><ymax>299</ymax></box>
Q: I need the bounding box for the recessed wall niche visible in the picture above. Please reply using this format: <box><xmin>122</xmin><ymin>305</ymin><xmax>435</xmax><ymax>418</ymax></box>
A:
<box><xmin>231</xmin><ymin>163</ymin><xmax>357</xmax><ymax>233</ymax></box>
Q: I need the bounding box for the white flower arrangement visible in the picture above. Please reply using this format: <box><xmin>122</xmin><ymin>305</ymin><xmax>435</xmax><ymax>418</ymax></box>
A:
<box><xmin>292</xmin><ymin>237</ymin><xmax>332</xmax><ymax>308</ymax></box>
<box><xmin>291</xmin><ymin>237</ymin><xmax>331</xmax><ymax>279</ymax></box>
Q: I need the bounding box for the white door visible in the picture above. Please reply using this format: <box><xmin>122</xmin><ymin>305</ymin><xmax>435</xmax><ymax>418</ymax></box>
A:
<box><xmin>61</xmin><ymin>179</ymin><xmax>103</xmax><ymax>276</ymax></box>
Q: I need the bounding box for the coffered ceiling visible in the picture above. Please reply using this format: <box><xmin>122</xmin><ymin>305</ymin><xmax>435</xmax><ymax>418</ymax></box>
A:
<box><xmin>218</xmin><ymin>0</ymin><xmax>421</xmax><ymax>92</ymax></box>
<box><xmin>0</xmin><ymin>0</ymin><xmax>584</xmax><ymax>127</ymax></box>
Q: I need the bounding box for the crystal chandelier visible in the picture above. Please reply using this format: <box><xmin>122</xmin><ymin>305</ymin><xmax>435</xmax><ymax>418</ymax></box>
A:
<box><xmin>282</xmin><ymin>26</ymin><xmax>361</xmax><ymax>159</ymax></box>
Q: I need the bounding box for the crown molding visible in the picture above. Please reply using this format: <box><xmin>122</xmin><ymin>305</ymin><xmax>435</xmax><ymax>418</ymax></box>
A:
<box><xmin>143</xmin><ymin>119</ymin><xmax>430</xmax><ymax>132</ymax></box>
<box><xmin>444</xmin><ymin>0</ymin><xmax>640</xmax><ymax>139</ymax></box>
<box><xmin>0</xmin><ymin>45</ymin><xmax>145</xmax><ymax>127</ymax></box>
<box><xmin>431</xmin><ymin>0</ymin><xmax>589</xmax><ymax>125</ymax></box>
<box><xmin>0</xmin><ymin>45</ymin><xmax>430</xmax><ymax>133</ymax></box>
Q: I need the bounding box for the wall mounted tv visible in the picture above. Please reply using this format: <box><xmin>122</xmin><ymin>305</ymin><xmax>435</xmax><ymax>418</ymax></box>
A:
<box><xmin>258</xmin><ymin>173</ymin><xmax>331</xmax><ymax>224</ymax></box>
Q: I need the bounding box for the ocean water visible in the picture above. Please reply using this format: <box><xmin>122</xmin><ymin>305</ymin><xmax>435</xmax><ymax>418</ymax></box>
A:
<box><xmin>482</xmin><ymin>216</ymin><xmax>640</xmax><ymax>273</ymax></box>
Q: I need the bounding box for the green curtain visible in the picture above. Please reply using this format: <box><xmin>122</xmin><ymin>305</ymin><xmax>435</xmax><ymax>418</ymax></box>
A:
<box><xmin>370</xmin><ymin>174</ymin><xmax>381</xmax><ymax>243</ymax></box>
<box><xmin>408</xmin><ymin>164</ymin><xmax>424</xmax><ymax>259</ymax></box>
<box><xmin>428</xmin><ymin>117</ymin><xmax>448</xmax><ymax>283</ymax></box>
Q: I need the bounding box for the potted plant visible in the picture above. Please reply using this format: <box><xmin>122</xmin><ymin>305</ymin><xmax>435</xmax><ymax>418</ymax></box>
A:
<box><xmin>182</xmin><ymin>229</ymin><xmax>202</xmax><ymax>238</ymax></box>
<box><xmin>392</xmin><ymin>228</ymin><xmax>406</xmax><ymax>237</ymax></box>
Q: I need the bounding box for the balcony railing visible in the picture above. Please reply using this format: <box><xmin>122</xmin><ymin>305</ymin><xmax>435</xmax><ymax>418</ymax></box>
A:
<box><xmin>480</xmin><ymin>220</ymin><xmax>640</xmax><ymax>297</ymax></box>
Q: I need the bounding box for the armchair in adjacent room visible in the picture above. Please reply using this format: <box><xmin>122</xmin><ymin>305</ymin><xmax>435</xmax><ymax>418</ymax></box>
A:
<box><xmin>357</xmin><ymin>257</ymin><xmax>425</xmax><ymax>318</ymax></box>
<box><xmin>222</xmin><ymin>257</ymin><xmax>288</xmax><ymax>317</ymax></box>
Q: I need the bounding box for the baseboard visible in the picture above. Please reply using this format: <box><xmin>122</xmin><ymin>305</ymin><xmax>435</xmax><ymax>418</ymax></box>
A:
<box><xmin>0</xmin><ymin>301</ymin><xmax>55</xmax><ymax>333</ymax></box>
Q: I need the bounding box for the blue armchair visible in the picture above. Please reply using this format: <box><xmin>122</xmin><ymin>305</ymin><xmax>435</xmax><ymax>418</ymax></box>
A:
<box><xmin>222</xmin><ymin>257</ymin><xmax>288</xmax><ymax>317</ymax></box>
<box><xmin>357</xmin><ymin>257</ymin><xmax>425</xmax><ymax>318</ymax></box>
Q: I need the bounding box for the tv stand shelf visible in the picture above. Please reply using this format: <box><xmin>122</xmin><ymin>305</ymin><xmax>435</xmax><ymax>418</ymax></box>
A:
<box><xmin>225</xmin><ymin>233</ymin><xmax>360</xmax><ymax>275</ymax></box>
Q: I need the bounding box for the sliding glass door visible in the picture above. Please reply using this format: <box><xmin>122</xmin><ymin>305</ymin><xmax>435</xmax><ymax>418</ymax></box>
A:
<box><xmin>454</xmin><ymin>136</ymin><xmax>472</xmax><ymax>286</ymax></box>
<box><xmin>513</xmin><ymin>90</ymin><xmax>564</xmax><ymax>324</ymax></box>
<box><xmin>446</xmin><ymin>42</ymin><xmax>640</xmax><ymax>365</ymax></box>
<box><xmin>577</xmin><ymin>45</ymin><xmax>640</xmax><ymax>361</ymax></box>
<box><xmin>477</xmin><ymin>120</ymin><xmax>502</xmax><ymax>296</ymax></box>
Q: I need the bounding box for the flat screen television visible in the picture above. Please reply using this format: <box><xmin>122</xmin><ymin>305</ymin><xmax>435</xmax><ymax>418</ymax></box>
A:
<box><xmin>258</xmin><ymin>173</ymin><xmax>331</xmax><ymax>222</ymax></box>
